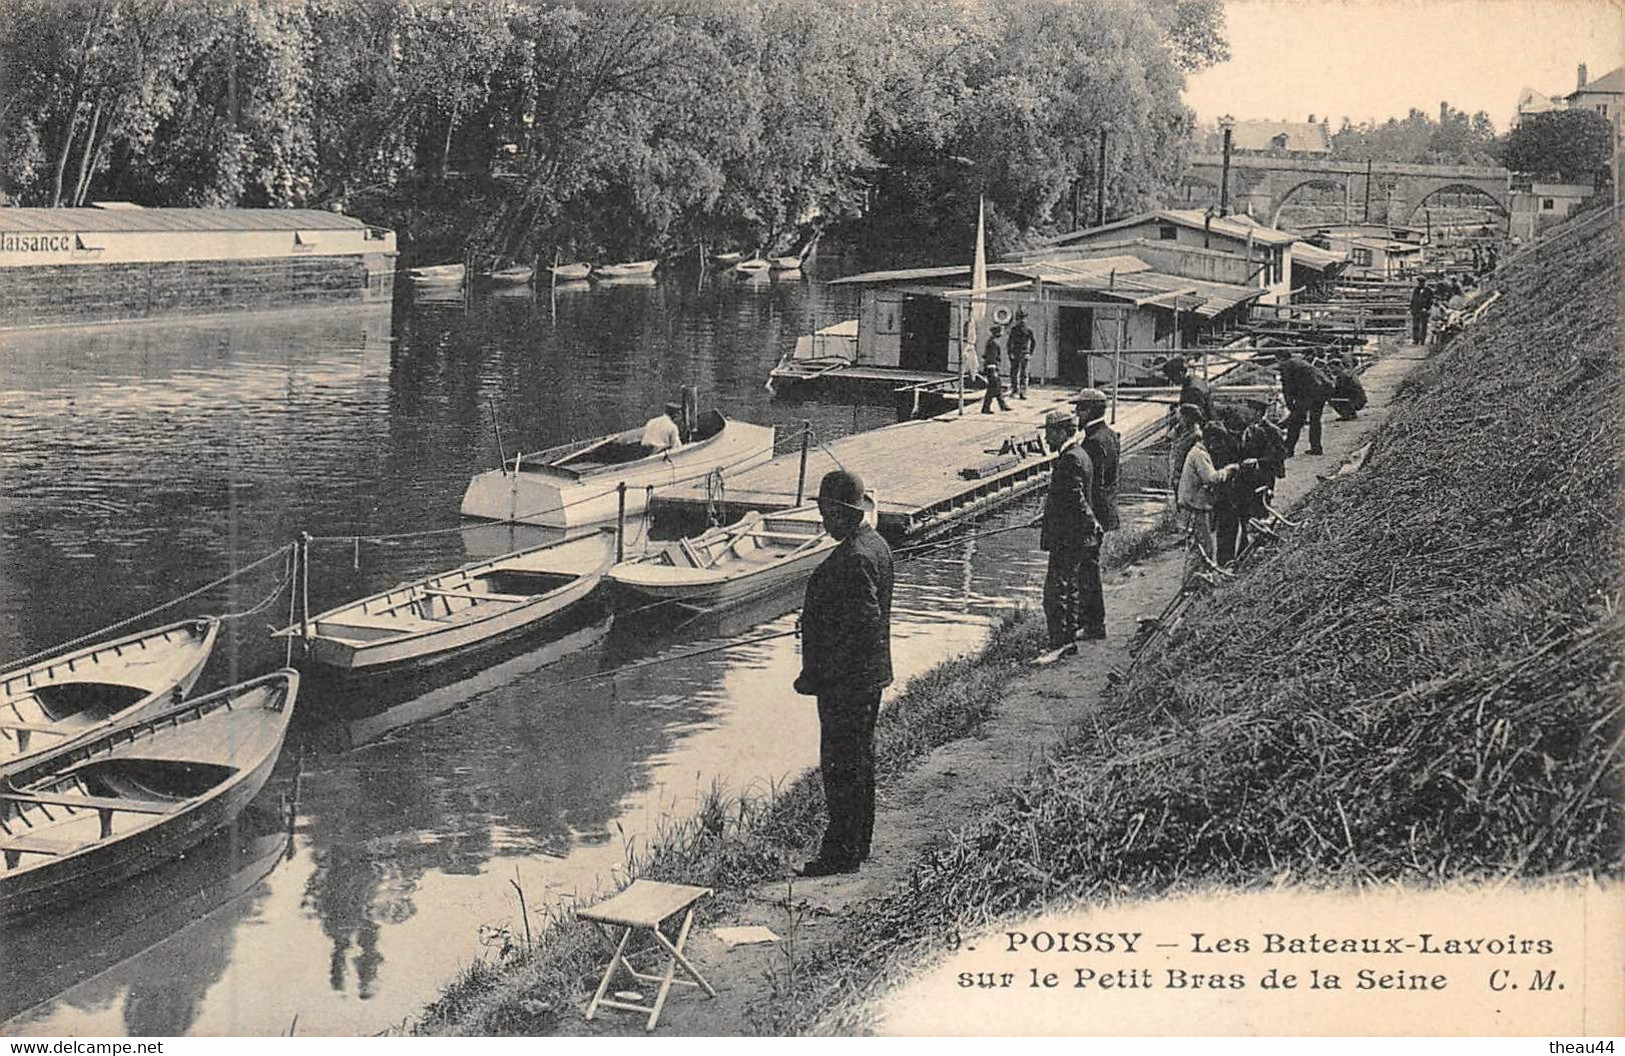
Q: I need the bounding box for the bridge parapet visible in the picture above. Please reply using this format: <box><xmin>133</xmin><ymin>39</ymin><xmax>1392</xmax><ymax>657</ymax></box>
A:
<box><xmin>1189</xmin><ymin>154</ymin><xmax>1508</xmax><ymax>182</ymax></box>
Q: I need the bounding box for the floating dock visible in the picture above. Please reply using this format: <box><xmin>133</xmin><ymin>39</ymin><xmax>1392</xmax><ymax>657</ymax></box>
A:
<box><xmin>652</xmin><ymin>385</ymin><xmax>1182</xmax><ymax>540</ymax></box>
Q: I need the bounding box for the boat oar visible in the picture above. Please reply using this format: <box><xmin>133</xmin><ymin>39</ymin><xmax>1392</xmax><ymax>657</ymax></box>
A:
<box><xmin>489</xmin><ymin>397</ymin><xmax>508</xmax><ymax>473</ymax></box>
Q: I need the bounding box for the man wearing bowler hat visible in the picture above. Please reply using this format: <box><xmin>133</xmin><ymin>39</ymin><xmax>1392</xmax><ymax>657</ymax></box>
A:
<box><xmin>1038</xmin><ymin>389</ymin><xmax>1116</xmax><ymax>654</ymax></box>
<box><xmin>793</xmin><ymin>469</ymin><xmax>893</xmax><ymax>877</ymax></box>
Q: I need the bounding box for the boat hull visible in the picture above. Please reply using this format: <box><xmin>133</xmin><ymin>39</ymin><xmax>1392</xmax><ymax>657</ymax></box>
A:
<box><xmin>0</xmin><ymin>671</ymin><xmax>297</xmax><ymax>918</ymax></box>
<box><xmin>593</xmin><ymin>260</ymin><xmax>657</xmax><ymax>278</ymax></box>
<box><xmin>0</xmin><ymin>618</ymin><xmax>220</xmax><ymax>780</ymax></box>
<box><xmin>295</xmin><ymin>531</ymin><xmax>617</xmax><ymax>673</ymax></box>
<box><xmin>550</xmin><ymin>263</ymin><xmax>592</xmax><ymax>281</ymax></box>
<box><xmin>460</xmin><ymin>420</ymin><xmax>775</xmax><ymax>529</ymax></box>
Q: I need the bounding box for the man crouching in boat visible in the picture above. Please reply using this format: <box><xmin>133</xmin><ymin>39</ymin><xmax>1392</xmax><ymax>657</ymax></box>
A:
<box><xmin>640</xmin><ymin>401</ymin><xmax>685</xmax><ymax>454</ymax></box>
<box><xmin>793</xmin><ymin>469</ymin><xmax>893</xmax><ymax>877</ymax></box>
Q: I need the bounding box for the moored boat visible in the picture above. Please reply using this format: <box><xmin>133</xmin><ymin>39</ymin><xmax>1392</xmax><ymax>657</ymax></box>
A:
<box><xmin>593</xmin><ymin>259</ymin><xmax>658</xmax><ymax>279</ymax></box>
<box><xmin>459</xmin><ymin>410</ymin><xmax>776</xmax><ymax>529</ymax></box>
<box><xmin>0</xmin><ymin>669</ymin><xmax>298</xmax><ymax>918</ymax></box>
<box><xmin>1</xmin><ymin>618</ymin><xmax>220</xmax><ymax>780</ymax></box>
<box><xmin>769</xmin><ymin>256</ymin><xmax>802</xmax><ymax>271</ymax></box>
<box><xmin>607</xmin><ymin>504</ymin><xmax>869</xmax><ymax>609</ymax></box>
<box><xmin>407</xmin><ymin>263</ymin><xmax>466</xmax><ymax>284</ymax></box>
<box><xmin>711</xmin><ymin>251</ymin><xmax>744</xmax><ymax>266</ymax></box>
<box><xmin>487</xmin><ymin>264</ymin><xmax>534</xmax><ymax>286</ymax></box>
<box><xmin>734</xmin><ymin>257</ymin><xmax>770</xmax><ymax>273</ymax></box>
<box><xmin>550</xmin><ymin>262</ymin><xmax>592</xmax><ymax>281</ymax></box>
<box><xmin>280</xmin><ymin>530</ymin><xmax>617</xmax><ymax>672</ymax></box>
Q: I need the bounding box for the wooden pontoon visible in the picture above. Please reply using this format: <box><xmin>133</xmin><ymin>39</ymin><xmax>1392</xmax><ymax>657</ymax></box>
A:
<box><xmin>0</xmin><ymin>670</ymin><xmax>298</xmax><ymax>918</ymax></box>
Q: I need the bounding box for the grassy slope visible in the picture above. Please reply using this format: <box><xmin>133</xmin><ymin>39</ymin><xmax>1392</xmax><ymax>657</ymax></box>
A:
<box><xmin>792</xmin><ymin>216</ymin><xmax>1623</xmax><ymax>1032</ymax></box>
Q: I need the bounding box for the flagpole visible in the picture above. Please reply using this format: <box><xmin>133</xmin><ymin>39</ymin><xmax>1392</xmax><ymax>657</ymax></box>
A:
<box><xmin>965</xmin><ymin>196</ymin><xmax>988</xmax><ymax>418</ymax></box>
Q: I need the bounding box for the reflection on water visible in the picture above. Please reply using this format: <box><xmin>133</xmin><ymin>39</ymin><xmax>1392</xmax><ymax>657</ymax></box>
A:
<box><xmin>0</xmin><ymin>274</ymin><xmax>1058</xmax><ymax>1037</ymax></box>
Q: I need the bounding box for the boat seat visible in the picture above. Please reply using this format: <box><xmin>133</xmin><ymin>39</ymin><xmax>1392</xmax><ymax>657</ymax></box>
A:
<box><xmin>421</xmin><ymin>588</ymin><xmax>529</xmax><ymax>603</ymax></box>
<box><xmin>0</xmin><ymin>832</ymin><xmax>80</xmax><ymax>860</ymax></box>
<box><xmin>0</xmin><ymin>720</ymin><xmax>74</xmax><ymax>734</ymax></box>
<box><xmin>2</xmin><ymin>790</ymin><xmax>180</xmax><ymax>815</ymax></box>
<box><xmin>320</xmin><ymin>612</ymin><xmax>441</xmax><ymax>634</ymax></box>
<box><xmin>751</xmin><ymin>531</ymin><xmax>820</xmax><ymax>542</ymax></box>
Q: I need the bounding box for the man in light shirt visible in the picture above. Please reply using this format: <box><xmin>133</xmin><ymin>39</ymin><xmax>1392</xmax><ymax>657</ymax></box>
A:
<box><xmin>640</xmin><ymin>402</ymin><xmax>685</xmax><ymax>453</ymax></box>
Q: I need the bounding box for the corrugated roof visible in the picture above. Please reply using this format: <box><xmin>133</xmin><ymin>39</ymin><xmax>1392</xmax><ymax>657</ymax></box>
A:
<box><xmin>1229</xmin><ymin>120</ymin><xmax>1331</xmax><ymax>154</ymax></box>
<box><xmin>0</xmin><ymin>208</ymin><xmax>377</xmax><ymax>233</ymax></box>
<box><xmin>1102</xmin><ymin>270</ymin><xmax>1265</xmax><ymax>318</ymax></box>
<box><xmin>1041</xmin><ymin>209</ymin><xmax>1297</xmax><ymax>249</ymax></box>
<box><xmin>828</xmin><ymin>264</ymin><xmax>981</xmax><ymax>285</ymax></box>
<box><xmin>1291</xmin><ymin>241</ymin><xmax>1347</xmax><ymax>270</ymax></box>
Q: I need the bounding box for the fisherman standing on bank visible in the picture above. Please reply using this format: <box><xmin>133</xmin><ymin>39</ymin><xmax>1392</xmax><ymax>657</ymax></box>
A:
<box><xmin>793</xmin><ymin>470</ymin><xmax>893</xmax><ymax>877</ymax></box>
<box><xmin>1409</xmin><ymin>275</ymin><xmax>1433</xmax><ymax>346</ymax></box>
<box><xmin>1037</xmin><ymin>389</ymin><xmax>1116</xmax><ymax>656</ymax></box>
<box><xmin>1006</xmin><ymin>309</ymin><xmax>1035</xmax><ymax>399</ymax></box>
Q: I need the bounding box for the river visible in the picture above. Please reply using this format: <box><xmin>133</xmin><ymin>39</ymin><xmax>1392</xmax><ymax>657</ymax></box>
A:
<box><xmin>0</xmin><ymin>266</ymin><xmax>1064</xmax><ymax>1036</ymax></box>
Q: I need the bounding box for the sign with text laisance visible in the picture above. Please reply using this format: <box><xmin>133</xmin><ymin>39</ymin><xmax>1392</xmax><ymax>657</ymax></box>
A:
<box><xmin>879</xmin><ymin>883</ymin><xmax>1624</xmax><ymax>1035</ymax></box>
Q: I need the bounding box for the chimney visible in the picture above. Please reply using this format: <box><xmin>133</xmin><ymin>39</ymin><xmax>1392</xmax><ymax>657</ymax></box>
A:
<box><xmin>1578</xmin><ymin>63</ymin><xmax>1589</xmax><ymax>89</ymax></box>
<box><xmin>1308</xmin><ymin>113</ymin><xmax>1316</xmax><ymax>123</ymax></box>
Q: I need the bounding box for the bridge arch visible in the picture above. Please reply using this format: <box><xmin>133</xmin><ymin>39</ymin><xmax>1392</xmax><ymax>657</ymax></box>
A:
<box><xmin>1402</xmin><ymin>181</ymin><xmax>1509</xmax><ymax>223</ymax></box>
<box><xmin>1269</xmin><ymin>177</ymin><xmax>1351</xmax><ymax>228</ymax></box>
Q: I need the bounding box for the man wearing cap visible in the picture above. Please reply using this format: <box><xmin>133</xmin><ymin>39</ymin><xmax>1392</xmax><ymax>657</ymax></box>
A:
<box><xmin>1006</xmin><ymin>308</ymin><xmax>1035</xmax><ymax>399</ymax></box>
<box><xmin>1072</xmin><ymin>388</ymin><xmax>1119</xmax><ymax>639</ymax></box>
<box><xmin>1159</xmin><ymin>355</ymin><xmax>1213</xmax><ymax>424</ymax></box>
<box><xmin>793</xmin><ymin>469</ymin><xmax>893</xmax><ymax>877</ymax></box>
<box><xmin>1038</xmin><ymin>390</ymin><xmax>1114</xmax><ymax>652</ymax></box>
<box><xmin>639</xmin><ymin>402</ymin><xmax>685</xmax><ymax>454</ymax></box>
<box><xmin>1409</xmin><ymin>275</ymin><xmax>1433</xmax><ymax>345</ymax></box>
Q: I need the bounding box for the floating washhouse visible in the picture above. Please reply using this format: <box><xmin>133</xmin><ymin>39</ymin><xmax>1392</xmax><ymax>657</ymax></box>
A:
<box><xmin>0</xmin><ymin>205</ymin><xmax>397</xmax><ymax>329</ymax></box>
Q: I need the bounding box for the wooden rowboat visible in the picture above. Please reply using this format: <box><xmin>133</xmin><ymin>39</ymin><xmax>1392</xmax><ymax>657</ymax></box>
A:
<box><xmin>281</xmin><ymin>529</ymin><xmax>617</xmax><ymax>672</ymax></box>
<box><xmin>593</xmin><ymin>259</ymin><xmax>657</xmax><ymax>279</ymax></box>
<box><xmin>551</xmin><ymin>262</ymin><xmax>592</xmax><ymax>281</ymax></box>
<box><xmin>407</xmin><ymin>263</ymin><xmax>466</xmax><ymax>284</ymax></box>
<box><xmin>460</xmin><ymin>410</ymin><xmax>776</xmax><ymax>529</ymax></box>
<box><xmin>769</xmin><ymin>256</ymin><xmax>802</xmax><ymax>271</ymax></box>
<box><xmin>734</xmin><ymin>257</ymin><xmax>770</xmax><ymax>273</ymax></box>
<box><xmin>0</xmin><ymin>670</ymin><xmax>297</xmax><ymax>918</ymax></box>
<box><xmin>1</xmin><ymin>618</ymin><xmax>220</xmax><ymax>781</ymax></box>
<box><xmin>607</xmin><ymin>504</ymin><xmax>871</xmax><ymax>609</ymax></box>
<box><xmin>711</xmin><ymin>251</ymin><xmax>744</xmax><ymax>266</ymax></box>
<box><xmin>487</xmin><ymin>265</ymin><xmax>534</xmax><ymax>286</ymax></box>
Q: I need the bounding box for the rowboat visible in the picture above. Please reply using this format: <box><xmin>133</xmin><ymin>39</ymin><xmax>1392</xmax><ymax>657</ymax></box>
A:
<box><xmin>769</xmin><ymin>256</ymin><xmax>802</xmax><ymax>271</ymax></box>
<box><xmin>551</xmin><ymin>262</ymin><xmax>592</xmax><ymax>281</ymax></box>
<box><xmin>460</xmin><ymin>410</ymin><xmax>776</xmax><ymax>529</ymax></box>
<box><xmin>711</xmin><ymin>251</ymin><xmax>744</xmax><ymax>266</ymax></box>
<box><xmin>1</xmin><ymin>618</ymin><xmax>220</xmax><ymax>780</ymax></box>
<box><xmin>281</xmin><ymin>530</ymin><xmax>617</xmax><ymax>672</ymax></box>
<box><xmin>734</xmin><ymin>258</ymin><xmax>770</xmax><ymax>273</ymax></box>
<box><xmin>0</xmin><ymin>670</ymin><xmax>298</xmax><ymax>918</ymax></box>
<box><xmin>407</xmin><ymin>263</ymin><xmax>466</xmax><ymax>284</ymax></box>
<box><xmin>593</xmin><ymin>260</ymin><xmax>657</xmax><ymax>279</ymax></box>
<box><xmin>487</xmin><ymin>265</ymin><xmax>534</xmax><ymax>286</ymax></box>
<box><xmin>607</xmin><ymin>504</ymin><xmax>871</xmax><ymax>608</ymax></box>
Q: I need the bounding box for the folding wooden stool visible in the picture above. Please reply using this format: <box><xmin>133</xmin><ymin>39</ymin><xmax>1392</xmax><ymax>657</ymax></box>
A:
<box><xmin>580</xmin><ymin>880</ymin><xmax>717</xmax><ymax>1031</ymax></box>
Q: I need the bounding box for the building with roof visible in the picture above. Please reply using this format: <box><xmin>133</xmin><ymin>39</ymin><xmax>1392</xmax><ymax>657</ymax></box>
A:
<box><xmin>822</xmin><ymin>249</ymin><xmax>1265</xmax><ymax>391</ymax></box>
<box><xmin>1226</xmin><ymin>119</ymin><xmax>1332</xmax><ymax>156</ymax></box>
<box><xmin>1035</xmin><ymin>209</ymin><xmax>1297</xmax><ymax>304</ymax></box>
<box><xmin>1515</xmin><ymin>87</ymin><xmax>1565</xmax><ymax>125</ymax></box>
<box><xmin>1565</xmin><ymin>64</ymin><xmax>1624</xmax><ymax>137</ymax></box>
<box><xmin>0</xmin><ymin>206</ymin><xmax>396</xmax><ymax>329</ymax></box>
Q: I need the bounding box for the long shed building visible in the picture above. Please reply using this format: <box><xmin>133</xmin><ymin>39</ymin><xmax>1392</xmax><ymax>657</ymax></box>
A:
<box><xmin>0</xmin><ymin>206</ymin><xmax>396</xmax><ymax>329</ymax></box>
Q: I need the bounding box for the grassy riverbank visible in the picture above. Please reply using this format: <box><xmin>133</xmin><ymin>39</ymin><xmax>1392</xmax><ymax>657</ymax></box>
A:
<box><xmin>778</xmin><ymin>214</ymin><xmax>1625</xmax><ymax>1033</ymax></box>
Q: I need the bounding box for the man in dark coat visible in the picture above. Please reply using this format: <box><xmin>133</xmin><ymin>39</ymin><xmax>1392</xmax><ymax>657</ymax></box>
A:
<box><xmin>1038</xmin><ymin>390</ymin><xmax>1116</xmax><ymax>651</ymax></box>
<box><xmin>1073</xmin><ymin>389</ymin><xmax>1119</xmax><ymax>638</ymax></box>
<box><xmin>1006</xmin><ymin>309</ymin><xmax>1035</xmax><ymax>399</ymax></box>
<box><xmin>1275</xmin><ymin>349</ymin><xmax>1333</xmax><ymax>457</ymax></box>
<box><xmin>1409</xmin><ymin>276</ymin><xmax>1433</xmax><ymax>345</ymax></box>
<box><xmin>793</xmin><ymin>469</ymin><xmax>893</xmax><ymax>877</ymax></box>
<box><xmin>1159</xmin><ymin>354</ymin><xmax>1214</xmax><ymax>423</ymax></box>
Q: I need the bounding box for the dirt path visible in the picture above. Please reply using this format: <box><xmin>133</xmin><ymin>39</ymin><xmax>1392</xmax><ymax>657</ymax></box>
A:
<box><xmin>558</xmin><ymin>344</ymin><xmax>1429</xmax><ymax>1037</ymax></box>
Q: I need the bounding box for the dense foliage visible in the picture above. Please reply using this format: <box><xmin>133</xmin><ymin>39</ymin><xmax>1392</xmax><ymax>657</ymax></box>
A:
<box><xmin>1501</xmin><ymin>108</ymin><xmax>1616</xmax><ymax>183</ymax></box>
<box><xmin>1328</xmin><ymin>102</ymin><xmax>1501</xmax><ymax>166</ymax></box>
<box><xmin>0</xmin><ymin>0</ymin><xmax>1224</xmax><ymax>263</ymax></box>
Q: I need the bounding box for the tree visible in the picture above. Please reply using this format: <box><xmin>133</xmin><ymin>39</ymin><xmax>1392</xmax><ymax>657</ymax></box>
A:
<box><xmin>1502</xmin><ymin>109</ymin><xmax>1614</xmax><ymax>183</ymax></box>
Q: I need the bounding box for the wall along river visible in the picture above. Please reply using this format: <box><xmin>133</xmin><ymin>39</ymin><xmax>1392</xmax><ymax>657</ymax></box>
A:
<box><xmin>0</xmin><ymin>266</ymin><xmax>1138</xmax><ymax>1036</ymax></box>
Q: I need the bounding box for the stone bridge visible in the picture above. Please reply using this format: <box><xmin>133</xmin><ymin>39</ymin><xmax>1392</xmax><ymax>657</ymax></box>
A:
<box><xmin>1181</xmin><ymin>154</ymin><xmax>1510</xmax><ymax>227</ymax></box>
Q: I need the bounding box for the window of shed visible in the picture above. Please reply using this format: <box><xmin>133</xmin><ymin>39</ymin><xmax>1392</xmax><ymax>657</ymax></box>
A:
<box><xmin>1351</xmin><ymin>248</ymin><xmax>1373</xmax><ymax>266</ymax></box>
<box><xmin>1158</xmin><ymin>224</ymin><xmax>1178</xmax><ymax>240</ymax></box>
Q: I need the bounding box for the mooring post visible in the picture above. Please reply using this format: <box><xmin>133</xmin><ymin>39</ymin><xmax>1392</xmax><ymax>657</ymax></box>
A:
<box><xmin>616</xmin><ymin>482</ymin><xmax>628</xmax><ymax>563</ymax></box>
<box><xmin>795</xmin><ymin>418</ymin><xmax>812</xmax><ymax>505</ymax></box>
<box><xmin>299</xmin><ymin>532</ymin><xmax>312</xmax><ymax>642</ymax></box>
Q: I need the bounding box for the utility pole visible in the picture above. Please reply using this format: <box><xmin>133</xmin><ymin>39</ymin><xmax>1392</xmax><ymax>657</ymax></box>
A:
<box><xmin>1218</xmin><ymin>115</ymin><xmax>1234</xmax><ymax>216</ymax></box>
<box><xmin>1363</xmin><ymin>158</ymin><xmax>1373</xmax><ymax>222</ymax></box>
<box><xmin>1096</xmin><ymin>128</ymin><xmax>1108</xmax><ymax>226</ymax></box>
